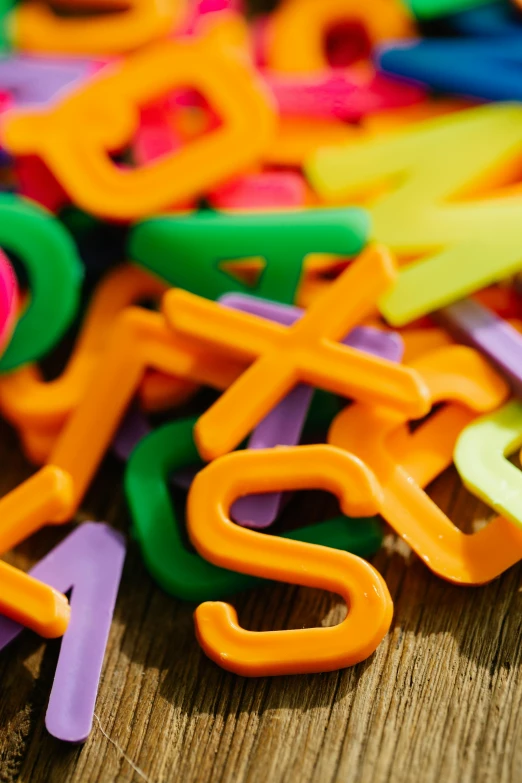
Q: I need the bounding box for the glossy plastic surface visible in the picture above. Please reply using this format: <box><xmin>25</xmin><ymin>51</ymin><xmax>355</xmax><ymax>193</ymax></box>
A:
<box><xmin>308</xmin><ymin>104</ymin><xmax>522</xmax><ymax>325</ymax></box>
<box><xmin>0</xmin><ymin>557</ymin><xmax>69</xmax><ymax>639</ymax></box>
<box><xmin>266</xmin><ymin>0</ymin><xmax>412</xmax><ymax>73</ymax></box>
<box><xmin>328</xmin><ymin>346</ymin><xmax>518</xmax><ymax>585</ymax></box>
<box><xmin>11</xmin><ymin>0</ymin><xmax>184</xmax><ymax>54</ymax></box>
<box><xmin>2</xmin><ymin>32</ymin><xmax>276</xmax><ymax>219</ymax></box>
<box><xmin>455</xmin><ymin>401</ymin><xmax>522</xmax><ymax>530</ymax></box>
<box><xmin>47</xmin><ymin>307</ymin><xmax>245</xmax><ymax>511</ymax></box>
<box><xmin>0</xmin><ymin>265</ymin><xmax>194</xmax><ymax>460</ymax></box>
<box><xmin>130</xmin><ymin>207</ymin><xmax>369</xmax><ymax>305</ymax></box>
<box><xmin>125</xmin><ymin>416</ymin><xmax>384</xmax><ymax>602</ymax></box>
<box><xmin>435</xmin><ymin>297</ymin><xmax>522</xmax><ymax>396</ymax></box>
<box><xmin>222</xmin><ymin>292</ymin><xmax>402</xmax><ymax>528</ymax></box>
<box><xmin>163</xmin><ymin>245</ymin><xmax>430</xmax><ymax>460</ymax></box>
<box><xmin>188</xmin><ymin>444</ymin><xmax>392</xmax><ymax>676</ymax></box>
<box><xmin>0</xmin><ymin>249</ymin><xmax>18</xmax><ymax>357</ymax></box>
<box><xmin>379</xmin><ymin>37</ymin><xmax>522</xmax><ymax>103</ymax></box>
<box><xmin>0</xmin><ymin>465</ymin><xmax>73</xmax><ymax>552</ymax></box>
<box><xmin>0</xmin><ymin>523</ymin><xmax>125</xmax><ymax>743</ymax></box>
<box><xmin>0</xmin><ymin>195</ymin><xmax>83</xmax><ymax>372</ymax></box>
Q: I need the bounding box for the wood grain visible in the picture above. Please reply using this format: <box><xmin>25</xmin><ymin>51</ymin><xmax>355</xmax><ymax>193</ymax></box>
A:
<box><xmin>0</xmin><ymin>411</ymin><xmax>520</xmax><ymax>783</ymax></box>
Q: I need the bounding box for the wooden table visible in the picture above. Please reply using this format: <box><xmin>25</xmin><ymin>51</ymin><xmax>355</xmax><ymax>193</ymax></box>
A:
<box><xmin>0</xmin><ymin>411</ymin><xmax>520</xmax><ymax>783</ymax></box>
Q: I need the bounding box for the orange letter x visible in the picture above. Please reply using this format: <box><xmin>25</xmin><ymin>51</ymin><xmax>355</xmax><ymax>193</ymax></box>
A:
<box><xmin>163</xmin><ymin>245</ymin><xmax>431</xmax><ymax>461</ymax></box>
